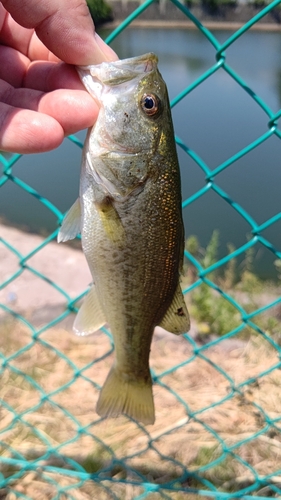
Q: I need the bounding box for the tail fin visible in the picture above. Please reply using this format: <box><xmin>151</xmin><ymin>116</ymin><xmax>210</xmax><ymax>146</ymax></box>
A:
<box><xmin>96</xmin><ymin>366</ymin><xmax>155</xmax><ymax>425</ymax></box>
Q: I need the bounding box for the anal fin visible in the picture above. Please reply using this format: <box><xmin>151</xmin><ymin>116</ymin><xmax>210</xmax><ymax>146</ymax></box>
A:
<box><xmin>74</xmin><ymin>284</ymin><xmax>106</xmax><ymax>336</ymax></box>
<box><xmin>159</xmin><ymin>283</ymin><xmax>190</xmax><ymax>335</ymax></box>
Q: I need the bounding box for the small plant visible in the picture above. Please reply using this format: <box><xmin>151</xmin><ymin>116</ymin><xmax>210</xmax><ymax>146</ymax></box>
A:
<box><xmin>201</xmin><ymin>0</ymin><xmax>220</xmax><ymax>13</ymax></box>
<box><xmin>239</xmin><ymin>242</ymin><xmax>263</xmax><ymax>294</ymax></box>
<box><xmin>185</xmin><ymin>231</ymin><xmax>241</xmax><ymax>336</ymax></box>
<box><xmin>86</xmin><ymin>0</ymin><xmax>113</xmax><ymax>26</ymax></box>
<box><xmin>222</xmin><ymin>243</ymin><xmax>237</xmax><ymax>290</ymax></box>
<box><xmin>202</xmin><ymin>229</ymin><xmax>220</xmax><ymax>271</ymax></box>
<box><xmin>191</xmin><ymin>446</ymin><xmax>237</xmax><ymax>489</ymax></box>
<box><xmin>250</xmin><ymin>0</ymin><xmax>270</xmax><ymax>7</ymax></box>
<box><xmin>184</xmin><ymin>0</ymin><xmax>201</xmax><ymax>7</ymax></box>
<box><xmin>190</xmin><ymin>282</ymin><xmax>241</xmax><ymax>337</ymax></box>
<box><xmin>201</xmin><ymin>0</ymin><xmax>237</xmax><ymax>10</ymax></box>
<box><xmin>184</xmin><ymin>231</ymin><xmax>280</xmax><ymax>338</ymax></box>
<box><xmin>274</xmin><ymin>258</ymin><xmax>281</xmax><ymax>280</ymax></box>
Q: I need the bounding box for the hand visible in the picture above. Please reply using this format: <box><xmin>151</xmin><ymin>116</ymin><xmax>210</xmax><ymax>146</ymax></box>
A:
<box><xmin>0</xmin><ymin>0</ymin><xmax>118</xmax><ymax>154</ymax></box>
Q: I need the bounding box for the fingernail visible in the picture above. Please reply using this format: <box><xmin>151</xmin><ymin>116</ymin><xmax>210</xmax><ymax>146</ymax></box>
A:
<box><xmin>94</xmin><ymin>33</ymin><xmax>119</xmax><ymax>62</ymax></box>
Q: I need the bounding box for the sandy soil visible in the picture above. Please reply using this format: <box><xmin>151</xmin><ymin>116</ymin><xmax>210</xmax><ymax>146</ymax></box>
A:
<box><xmin>1</xmin><ymin>224</ymin><xmax>281</xmax><ymax>498</ymax></box>
<box><xmin>0</xmin><ymin>223</ymin><xmax>92</xmax><ymax>328</ymax></box>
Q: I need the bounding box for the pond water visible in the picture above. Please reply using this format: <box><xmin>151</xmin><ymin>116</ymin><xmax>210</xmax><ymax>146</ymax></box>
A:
<box><xmin>1</xmin><ymin>27</ymin><xmax>281</xmax><ymax>278</ymax></box>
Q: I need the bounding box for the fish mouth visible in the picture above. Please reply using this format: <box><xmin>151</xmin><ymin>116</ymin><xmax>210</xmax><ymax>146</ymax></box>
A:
<box><xmin>95</xmin><ymin>53</ymin><xmax>158</xmax><ymax>84</ymax></box>
<box><xmin>77</xmin><ymin>53</ymin><xmax>158</xmax><ymax>97</ymax></box>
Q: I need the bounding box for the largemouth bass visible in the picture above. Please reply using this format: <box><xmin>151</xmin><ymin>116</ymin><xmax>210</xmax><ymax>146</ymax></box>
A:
<box><xmin>58</xmin><ymin>53</ymin><xmax>190</xmax><ymax>425</ymax></box>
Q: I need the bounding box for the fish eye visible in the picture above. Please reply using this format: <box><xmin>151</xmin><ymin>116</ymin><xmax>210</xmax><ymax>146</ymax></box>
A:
<box><xmin>140</xmin><ymin>93</ymin><xmax>161</xmax><ymax>117</ymax></box>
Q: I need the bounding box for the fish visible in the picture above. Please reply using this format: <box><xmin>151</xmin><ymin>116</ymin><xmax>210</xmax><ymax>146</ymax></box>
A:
<box><xmin>58</xmin><ymin>53</ymin><xmax>190</xmax><ymax>425</ymax></box>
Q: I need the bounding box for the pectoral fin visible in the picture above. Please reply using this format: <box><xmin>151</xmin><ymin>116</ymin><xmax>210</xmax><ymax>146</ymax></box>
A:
<box><xmin>159</xmin><ymin>283</ymin><xmax>190</xmax><ymax>335</ymax></box>
<box><xmin>58</xmin><ymin>198</ymin><xmax>81</xmax><ymax>243</ymax></box>
<box><xmin>73</xmin><ymin>284</ymin><xmax>107</xmax><ymax>335</ymax></box>
<box><xmin>87</xmin><ymin>152</ymin><xmax>121</xmax><ymax>199</ymax></box>
<box><xmin>97</xmin><ymin>198</ymin><xmax>125</xmax><ymax>244</ymax></box>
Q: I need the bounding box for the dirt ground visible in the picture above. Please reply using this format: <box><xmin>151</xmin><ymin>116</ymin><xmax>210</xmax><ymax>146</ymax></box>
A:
<box><xmin>1</xmin><ymin>224</ymin><xmax>281</xmax><ymax>499</ymax></box>
<box><xmin>0</xmin><ymin>223</ymin><xmax>92</xmax><ymax>325</ymax></box>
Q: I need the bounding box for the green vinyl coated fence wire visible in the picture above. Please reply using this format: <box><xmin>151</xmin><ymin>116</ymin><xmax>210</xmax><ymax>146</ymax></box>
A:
<box><xmin>1</xmin><ymin>0</ymin><xmax>281</xmax><ymax>498</ymax></box>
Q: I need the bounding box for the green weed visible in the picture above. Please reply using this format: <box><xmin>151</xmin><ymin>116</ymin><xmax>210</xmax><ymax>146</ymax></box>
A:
<box><xmin>184</xmin><ymin>231</ymin><xmax>281</xmax><ymax>337</ymax></box>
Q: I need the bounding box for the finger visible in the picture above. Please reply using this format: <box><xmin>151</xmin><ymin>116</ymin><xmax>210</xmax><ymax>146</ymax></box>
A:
<box><xmin>23</xmin><ymin>61</ymin><xmax>85</xmax><ymax>93</ymax></box>
<box><xmin>0</xmin><ymin>104</ymin><xmax>64</xmax><ymax>153</ymax></box>
<box><xmin>0</xmin><ymin>45</ymin><xmax>30</xmax><ymax>87</ymax></box>
<box><xmin>0</xmin><ymin>45</ymin><xmax>84</xmax><ymax>93</ymax></box>
<box><xmin>0</xmin><ymin>5</ymin><xmax>53</xmax><ymax>61</ymax></box>
<box><xmin>1</xmin><ymin>82</ymin><xmax>99</xmax><ymax>136</ymax></box>
<box><xmin>0</xmin><ymin>8</ymin><xmax>60</xmax><ymax>62</ymax></box>
<box><xmin>1</xmin><ymin>0</ymin><xmax>118</xmax><ymax>65</ymax></box>
<box><xmin>38</xmin><ymin>89</ymin><xmax>99</xmax><ymax>134</ymax></box>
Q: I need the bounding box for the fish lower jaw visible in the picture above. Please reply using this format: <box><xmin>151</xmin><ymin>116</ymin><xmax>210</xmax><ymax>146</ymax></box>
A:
<box><xmin>95</xmin><ymin>145</ymin><xmax>143</xmax><ymax>157</ymax></box>
<box><xmin>92</xmin><ymin>134</ymin><xmax>145</xmax><ymax>156</ymax></box>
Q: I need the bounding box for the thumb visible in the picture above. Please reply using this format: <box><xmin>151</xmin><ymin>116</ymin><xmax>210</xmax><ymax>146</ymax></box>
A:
<box><xmin>1</xmin><ymin>0</ymin><xmax>118</xmax><ymax>65</ymax></box>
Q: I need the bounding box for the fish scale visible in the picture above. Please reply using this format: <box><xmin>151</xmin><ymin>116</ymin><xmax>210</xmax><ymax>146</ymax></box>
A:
<box><xmin>58</xmin><ymin>53</ymin><xmax>190</xmax><ymax>425</ymax></box>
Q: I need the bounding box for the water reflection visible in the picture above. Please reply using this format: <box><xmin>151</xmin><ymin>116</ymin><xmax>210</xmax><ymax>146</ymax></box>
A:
<box><xmin>1</xmin><ymin>28</ymin><xmax>281</xmax><ymax>278</ymax></box>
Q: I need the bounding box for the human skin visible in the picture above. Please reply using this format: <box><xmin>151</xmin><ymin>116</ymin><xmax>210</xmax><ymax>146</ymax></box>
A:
<box><xmin>0</xmin><ymin>0</ymin><xmax>118</xmax><ymax>154</ymax></box>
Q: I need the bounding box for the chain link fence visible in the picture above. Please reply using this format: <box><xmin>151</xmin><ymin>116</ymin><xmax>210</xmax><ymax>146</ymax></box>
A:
<box><xmin>1</xmin><ymin>0</ymin><xmax>281</xmax><ymax>498</ymax></box>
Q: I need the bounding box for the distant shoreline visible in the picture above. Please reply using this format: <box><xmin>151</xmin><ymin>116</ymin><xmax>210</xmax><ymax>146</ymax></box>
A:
<box><xmin>102</xmin><ymin>1</ymin><xmax>281</xmax><ymax>31</ymax></box>
<box><xmin>102</xmin><ymin>19</ymin><xmax>281</xmax><ymax>31</ymax></box>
